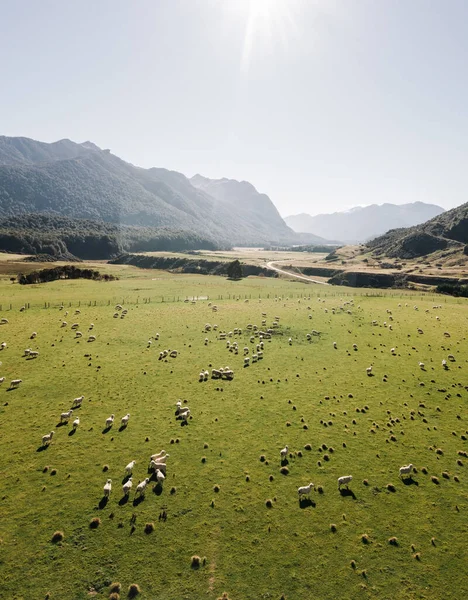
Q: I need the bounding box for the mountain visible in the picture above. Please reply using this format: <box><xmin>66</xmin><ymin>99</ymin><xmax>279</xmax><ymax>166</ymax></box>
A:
<box><xmin>0</xmin><ymin>136</ymin><xmax>297</xmax><ymax>249</ymax></box>
<box><xmin>284</xmin><ymin>202</ymin><xmax>445</xmax><ymax>243</ymax></box>
<box><xmin>367</xmin><ymin>202</ymin><xmax>468</xmax><ymax>259</ymax></box>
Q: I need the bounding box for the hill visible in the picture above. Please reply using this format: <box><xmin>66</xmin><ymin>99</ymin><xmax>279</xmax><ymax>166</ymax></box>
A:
<box><xmin>284</xmin><ymin>202</ymin><xmax>445</xmax><ymax>243</ymax></box>
<box><xmin>0</xmin><ymin>136</ymin><xmax>298</xmax><ymax>249</ymax></box>
<box><xmin>367</xmin><ymin>201</ymin><xmax>468</xmax><ymax>258</ymax></box>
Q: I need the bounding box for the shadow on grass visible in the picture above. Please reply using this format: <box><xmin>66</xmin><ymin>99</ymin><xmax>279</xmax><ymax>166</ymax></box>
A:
<box><xmin>122</xmin><ymin>474</ymin><xmax>131</xmax><ymax>484</ymax></box>
<box><xmin>98</xmin><ymin>496</ymin><xmax>109</xmax><ymax>509</ymax></box>
<box><xmin>118</xmin><ymin>494</ymin><xmax>130</xmax><ymax>506</ymax></box>
<box><xmin>152</xmin><ymin>483</ymin><xmax>163</xmax><ymax>496</ymax></box>
<box><xmin>56</xmin><ymin>421</ymin><xmax>67</xmax><ymax>428</ymax></box>
<box><xmin>180</xmin><ymin>420</ymin><xmax>188</xmax><ymax>427</ymax></box>
<box><xmin>102</xmin><ymin>426</ymin><xmax>112</xmax><ymax>434</ymax></box>
<box><xmin>299</xmin><ymin>497</ymin><xmax>316</xmax><ymax>509</ymax></box>
<box><xmin>339</xmin><ymin>488</ymin><xmax>356</xmax><ymax>499</ymax></box>
<box><xmin>68</xmin><ymin>428</ymin><xmax>76</xmax><ymax>437</ymax></box>
<box><xmin>402</xmin><ymin>477</ymin><xmax>419</xmax><ymax>486</ymax></box>
<box><xmin>118</xmin><ymin>424</ymin><xmax>127</xmax><ymax>432</ymax></box>
<box><xmin>281</xmin><ymin>458</ymin><xmax>289</xmax><ymax>467</ymax></box>
<box><xmin>36</xmin><ymin>445</ymin><xmax>47</xmax><ymax>452</ymax></box>
<box><xmin>133</xmin><ymin>495</ymin><xmax>144</xmax><ymax>507</ymax></box>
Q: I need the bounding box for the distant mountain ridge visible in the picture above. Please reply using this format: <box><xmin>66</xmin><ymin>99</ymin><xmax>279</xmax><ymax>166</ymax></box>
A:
<box><xmin>285</xmin><ymin>202</ymin><xmax>445</xmax><ymax>243</ymax></box>
<box><xmin>367</xmin><ymin>201</ymin><xmax>468</xmax><ymax>259</ymax></box>
<box><xmin>0</xmin><ymin>135</ymin><xmax>303</xmax><ymax>248</ymax></box>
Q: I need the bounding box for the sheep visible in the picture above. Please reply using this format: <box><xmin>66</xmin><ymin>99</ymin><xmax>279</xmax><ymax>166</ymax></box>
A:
<box><xmin>0</xmin><ymin>342</ymin><xmax>6</xmax><ymax>350</ymax></box>
<box><xmin>442</xmin><ymin>359</ymin><xmax>447</xmax><ymax>368</ymax></box>
<box><xmin>23</xmin><ymin>348</ymin><xmax>31</xmax><ymax>356</ymax></box>
<box><xmin>221</xmin><ymin>369</ymin><xmax>234</xmax><ymax>380</ymax></box>
<box><xmin>121</xmin><ymin>413</ymin><xmax>130</xmax><ymax>427</ymax></box>
<box><xmin>444</xmin><ymin>331</ymin><xmax>451</xmax><ymax>337</ymax></box>
<box><xmin>211</xmin><ymin>368</ymin><xmax>222</xmax><ymax>379</ymax></box>
<box><xmin>419</xmin><ymin>362</ymin><xmax>425</xmax><ymax>369</ymax></box>
<box><xmin>30</xmin><ymin>332</ymin><xmax>37</xmax><ymax>339</ymax></box>
<box><xmin>71</xmin><ymin>323</ymin><xmax>79</xmax><ymax>330</ymax></box>
<box><xmin>72</xmin><ymin>417</ymin><xmax>80</xmax><ymax>429</ymax></box>
<box><xmin>115</xmin><ymin>304</ymin><xmax>122</xmax><ymax>311</ymax></box>
<box><xmin>280</xmin><ymin>445</ymin><xmax>289</xmax><ymax>460</ymax></box>
<box><xmin>0</xmin><ymin>377</ymin><xmax>5</xmax><ymax>384</ymax></box>
<box><xmin>9</xmin><ymin>379</ymin><xmax>22</xmax><ymax>389</ymax></box>
<box><xmin>29</xmin><ymin>350</ymin><xmax>39</xmax><ymax>358</ymax></box>
<box><xmin>88</xmin><ymin>335</ymin><xmax>96</xmax><ymax>342</ymax></box>
<box><xmin>122</xmin><ymin>477</ymin><xmax>133</xmax><ymax>496</ymax></box>
<box><xmin>199</xmin><ymin>371</ymin><xmax>205</xmax><ymax>382</ymax></box>
<box><xmin>75</xmin><ymin>331</ymin><xmax>83</xmax><ymax>338</ymax></box>
<box><xmin>125</xmin><ymin>460</ymin><xmax>136</xmax><ymax>475</ymax></box>
<box><xmin>61</xmin><ymin>321</ymin><xmax>67</xmax><ymax>327</ymax></box>
<box><xmin>244</xmin><ymin>347</ymin><xmax>249</xmax><ymax>355</ymax></box>
<box><xmin>42</xmin><ymin>431</ymin><xmax>54</xmax><ymax>446</ymax></box>
<box><xmin>252</xmin><ymin>354</ymin><xmax>258</xmax><ymax>363</ymax></box>
<box><xmin>298</xmin><ymin>483</ymin><xmax>314</xmax><ymax>498</ymax></box>
<box><xmin>150</xmin><ymin>450</ymin><xmax>167</xmax><ymax>461</ymax></box>
<box><xmin>89</xmin><ymin>324</ymin><xmax>94</xmax><ymax>330</ymax></box>
<box><xmin>417</xmin><ymin>328</ymin><xmax>424</xmax><ymax>334</ymax></box>
<box><xmin>204</xmin><ymin>370</ymin><xmax>209</xmax><ymax>381</ymax></box>
<box><xmin>0</xmin><ymin>318</ymin><xmax>9</xmax><ymax>324</ymax></box>
<box><xmin>135</xmin><ymin>478</ymin><xmax>150</xmax><ymax>496</ymax></box>
<box><xmin>289</xmin><ymin>337</ymin><xmax>293</xmax><ymax>345</ymax></box>
<box><xmin>155</xmin><ymin>469</ymin><xmax>165</xmax><ymax>484</ymax></box>
<box><xmin>352</xmin><ymin>343</ymin><xmax>358</xmax><ymax>350</ymax></box>
<box><xmin>366</xmin><ymin>366</ymin><xmax>372</xmax><ymax>375</ymax></box>
<box><xmin>149</xmin><ymin>460</ymin><xmax>167</xmax><ymax>474</ymax></box>
<box><xmin>60</xmin><ymin>409</ymin><xmax>73</xmax><ymax>423</ymax></box>
<box><xmin>338</xmin><ymin>475</ymin><xmax>353</xmax><ymax>489</ymax></box>
<box><xmin>390</xmin><ymin>347</ymin><xmax>396</xmax><ymax>354</ymax></box>
<box><xmin>257</xmin><ymin>351</ymin><xmax>263</xmax><ymax>359</ymax></box>
<box><xmin>399</xmin><ymin>464</ymin><xmax>413</xmax><ymax>479</ymax></box>
<box><xmin>244</xmin><ymin>357</ymin><xmax>250</xmax><ymax>366</ymax></box>
<box><xmin>72</xmin><ymin>395</ymin><xmax>84</xmax><ymax>408</ymax></box>
<box><xmin>105</xmin><ymin>414</ymin><xmax>115</xmax><ymax>428</ymax></box>
<box><xmin>181</xmin><ymin>409</ymin><xmax>191</xmax><ymax>423</ymax></box>
<box><xmin>448</xmin><ymin>354</ymin><xmax>455</xmax><ymax>361</ymax></box>
<box><xmin>170</xmin><ymin>350</ymin><xmax>178</xmax><ymax>358</ymax></box>
<box><xmin>177</xmin><ymin>406</ymin><xmax>190</xmax><ymax>416</ymax></box>
<box><xmin>20</xmin><ymin>305</ymin><xmax>25</xmax><ymax>312</ymax></box>
<box><xmin>75</xmin><ymin>309</ymin><xmax>81</xmax><ymax>315</ymax></box>
<box><xmin>113</xmin><ymin>313</ymin><xmax>119</xmax><ymax>318</ymax></box>
<box><xmin>103</xmin><ymin>479</ymin><xmax>112</xmax><ymax>497</ymax></box>
<box><xmin>333</xmin><ymin>341</ymin><xmax>337</xmax><ymax>349</ymax></box>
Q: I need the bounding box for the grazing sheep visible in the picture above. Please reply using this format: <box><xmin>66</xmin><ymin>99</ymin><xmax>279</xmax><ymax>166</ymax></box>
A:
<box><xmin>72</xmin><ymin>395</ymin><xmax>84</xmax><ymax>408</ymax></box>
<box><xmin>399</xmin><ymin>464</ymin><xmax>413</xmax><ymax>479</ymax></box>
<box><xmin>155</xmin><ymin>469</ymin><xmax>165</xmax><ymax>484</ymax></box>
<box><xmin>60</xmin><ymin>409</ymin><xmax>73</xmax><ymax>423</ymax></box>
<box><xmin>0</xmin><ymin>342</ymin><xmax>6</xmax><ymax>350</ymax></box>
<box><xmin>88</xmin><ymin>335</ymin><xmax>96</xmax><ymax>342</ymax></box>
<box><xmin>103</xmin><ymin>479</ymin><xmax>112</xmax><ymax>497</ymax></box>
<box><xmin>352</xmin><ymin>343</ymin><xmax>358</xmax><ymax>350</ymax></box>
<box><xmin>0</xmin><ymin>377</ymin><xmax>5</xmax><ymax>384</ymax></box>
<box><xmin>61</xmin><ymin>321</ymin><xmax>67</xmax><ymax>327</ymax></box>
<box><xmin>121</xmin><ymin>413</ymin><xmax>130</xmax><ymax>427</ymax></box>
<box><xmin>366</xmin><ymin>366</ymin><xmax>372</xmax><ymax>375</ymax></box>
<box><xmin>123</xmin><ymin>477</ymin><xmax>133</xmax><ymax>496</ymax></box>
<box><xmin>289</xmin><ymin>337</ymin><xmax>293</xmax><ymax>345</ymax></box>
<box><xmin>298</xmin><ymin>483</ymin><xmax>314</xmax><ymax>498</ymax></box>
<box><xmin>30</xmin><ymin>332</ymin><xmax>37</xmax><ymax>339</ymax></box>
<box><xmin>149</xmin><ymin>460</ymin><xmax>167</xmax><ymax>474</ymax></box>
<box><xmin>23</xmin><ymin>348</ymin><xmax>31</xmax><ymax>356</ymax></box>
<box><xmin>150</xmin><ymin>450</ymin><xmax>167</xmax><ymax>461</ymax></box>
<box><xmin>9</xmin><ymin>379</ymin><xmax>22</xmax><ymax>389</ymax></box>
<box><xmin>29</xmin><ymin>350</ymin><xmax>39</xmax><ymax>358</ymax></box>
<box><xmin>448</xmin><ymin>354</ymin><xmax>455</xmax><ymax>361</ymax></box>
<box><xmin>244</xmin><ymin>347</ymin><xmax>249</xmax><ymax>355</ymax></box>
<box><xmin>338</xmin><ymin>475</ymin><xmax>353</xmax><ymax>489</ymax></box>
<box><xmin>0</xmin><ymin>318</ymin><xmax>9</xmax><ymax>324</ymax></box>
<box><xmin>211</xmin><ymin>368</ymin><xmax>222</xmax><ymax>379</ymax></box>
<box><xmin>75</xmin><ymin>331</ymin><xmax>83</xmax><ymax>338</ymax></box>
<box><xmin>419</xmin><ymin>362</ymin><xmax>425</xmax><ymax>369</ymax></box>
<box><xmin>105</xmin><ymin>414</ymin><xmax>115</xmax><ymax>428</ymax></box>
<box><xmin>42</xmin><ymin>431</ymin><xmax>54</xmax><ymax>446</ymax></box>
<box><xmin>170</xmin><ymin>350</ymin><xmax>178</xmax><ymax>358</ymax></box>
<box><xmin>72</xmin><ymin>417</ymin><xmax>80</xmax><ymax>429</ymax></box>
<box><xmin>125</xmin><ymin>460</ymin><xmax>136</xmax><ymax>475</ymax></box>
<box><xmin>333</xmin><ymin>341</ymin><xmax>337</xmax><ymax>349</ymax></box>
<box><xmin>113</xmin><ymin>313</ymin><xmax>119</xmax><ymax>318</ymax></box>
<box><xmin>75</xmin><ymin>309</ymin><xmax>81</xmax><ymax>315</ymax></box>
<box><xmin>71</xmin><ymin>323</ymin><xmax>79</xmax><ymax>330</ymax></box>
<box><xmin>280</xmin><ymin>445</ymin><xmax>289</xmax><ymax>460</ymax></box>
<box><xmin>391</xmin><ymin>347</ymin><xmax>396</xmax><ymax>354</ymax></box>
<box><xmin>136</xmin><ymin>478</ymin><xmax>150</xmax><ymax>496</ymax></box>
<box><xmin>181</xmin><ymin>409</ymin><xmax>191</xmax><ymax>423</ymax></box>
<box><xmin>442</xmin><ymin>359</ymin><xmax>447</xmax><ymax>368</ymax></box>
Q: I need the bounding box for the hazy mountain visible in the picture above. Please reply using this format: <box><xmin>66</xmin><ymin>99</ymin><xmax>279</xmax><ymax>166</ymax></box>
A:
<box><xmin>284</xmin><ymin>202</ymin><xmax>445</xmax><ymax>243</ymax></box>
<box><xmin>0</xmin><ymin>136</ymin><xmax>299</xmax><ymax>248</ymax></box>
<box><xmin>367</xmin><ymin>202</ymin><xmax>468</xmax><ymax>258</ymax></box>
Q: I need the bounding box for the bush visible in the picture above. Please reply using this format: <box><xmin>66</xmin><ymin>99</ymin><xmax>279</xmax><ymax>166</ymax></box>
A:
<box><xmin>51</xmin><ymin>530</ymin><xmax>64</xmax><ymax>543</ymax></box>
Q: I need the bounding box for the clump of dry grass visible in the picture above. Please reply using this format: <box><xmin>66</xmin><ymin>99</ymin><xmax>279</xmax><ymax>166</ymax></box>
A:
<box><xmin>363</xmin><ymin>479</ymin><xmax>369</xmax><ymax>486</ymax></box>
<box><xmin>361</xmin><ymin>534</ymin><xmax>370</xmax><ymax>544</ymax></box>
<box><xmin>414</xmin><ymin>552</ymin><xmax>421</xmax><ymax>561</ymax></box>
<box><xmin>89</xmin><ymin>517</ymin><xmax>101</xmax><ymax>529</ymax></box>
<box><xmin>144</xmin><ymin>522</ymin><xmax>154</xmax><ymax>534</ymax></box>
<box><xmin>386</xmin><ymin>483</ymin><xmax>396</xmax><ymax>492</ymax></box>
<box><xmin>51</xmin><ymin>530</ymin><xmax>64</xmax><ymax>543</ymax></box>
<box><xmin>350</xmin><ymin>560</ymin><xmax>356</xmax><ymax>569</ymax></box>
<box><xmin>170</xmin><ymin>486</ymin><xmax>176</xmax><ymax>494</ymax></box>
<box><xmin>304</xmin><ymin>443</ymin><xmax>312</xmax><ymax>450</ymax></box>
<box><xmin>201</xmin><ymin>456</ymin><xmax>206</xmax><ymax>463</ymax></box>
<box><xmin>431</xmin><ymin>476</ymin><xmax>440</xmax><ymax>485</ymax></box>
<box><xmin>103</xmin><ymin>464</ymin><xmax>109</xmax><ymax>472</ymax></box>
<box><xmin>317</xmin><ymin>485</ymin><xmax>324</xmax><ymax>494</ymax></box>
<box><xmin>260</xmin><ymin>455</ymin><xmax>266</xmax><ymax>462</ymax></box>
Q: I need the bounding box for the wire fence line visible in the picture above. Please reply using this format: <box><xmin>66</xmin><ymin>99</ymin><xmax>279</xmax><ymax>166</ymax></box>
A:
<box><xmin>0</xmin><ymin>289</ymin><xmax>454</xmax><ymax>313</ymax></box>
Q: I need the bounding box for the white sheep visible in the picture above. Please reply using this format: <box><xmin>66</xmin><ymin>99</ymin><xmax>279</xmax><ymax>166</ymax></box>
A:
<box><xmin>72</xmin><ymin>395</ymin><xmax>84</xmax><ymax>408</ymax></box>
<box><xmin>298</xmin><ymin>483</ymin><xmax>314</xmax><ymax>498</ymax></box>
<box><xmin>338</xmin><ymin>475</ymin><xmax>353</xmax><ymax>489</ymax></box>
<box><xmin>122</xmin><ymin>477</ymin><xmax>133</xmax><ymax>496</ymax></box>
<box><xmin>23</xmin><ymin>349</ymin><xmax>31</xmax><ymax>356</ymax></box>
<box><xmin>150</xmin><ymin>450</ymin><xmax>167</xmax><ymax>461</ymax></box>
<box><xmin>125</xmin><ymin>460</ymin><xmax>136</xmax><ymax>474</ymax></box>
<box><xmin>0</xmin><ymin>342</ymin><xmax>6</xmax><ymax>350</ymax></box>
<box><xmin>75</xmin><ymin>309</ymin><xmax>81</xmax><ymax>315</ymax></box>
<box><xmin>72</xmin><ymin>417</ymin><xmax>80</xmax><ymax>429</ymax></box>
<box><xmin>103</xmin><ymin>478</ymin><xmax>112</xmax><ymax>497</ymax></box>
<box><xmin>155</xmin><ymin>469</ymin><xmax>165</xmax><ymax>484</ymax></box>
<box><xmin>29</xmin><ymin>350</ymin><xmax>39</xmax><ymax>358</ymax></box>
<box><xmin>42</xmin><ymin>431</ymin><xmax>54</xmax><ymax>446</ymax></box>
<box><xmin>135</xmin><ymin>477</ymin><xmax>150</xmax><ymax>496</ymax></box>
<box><xmin>60</xmin><ymin>409</ymin><xmax>73</xmax><ymax>423</ymax></box>
<box><xmin>244</xmin><ymin>357</ymin><xmax>250</xmax><ymax>366</ymax></box>
<box><xmin>181</xmin><ymin>409</ymin><xmax>191</xmax><ymax>423</ymax></box>
<box><xmin>333</xmin><ymin>341</ymin><xmax>337</xmax><ymax>349</ymax></box>
<box><xmin>366</xmin><ymin>366</ymin><xmax>372</xmax><ymax>375</ymax></box>
<box><xmin>0</xmin><ymin>318</ymin><xmax>9</xmax><ymax>324</ymax></box>
<box><xmin>61</xmin><ymin>321</ymin><xmax>67</xmax><ymax>327</ymax></box>
<box><xmin>75</xmin><ymin>331</ymin><xmax>83</xmax><ymax>338</ymax></box>
<box><xmin>105</xmin><ymin>414</ymin><xmax>115</xmax><ymax>428</ymax></box>
<box><xmin>149</xmin><ymin>460</ymin><xmax>167</xmax><ymax>474</ymax></box>
<box><xmin>170</xmin><ymin>350</ymin><xmax>178</xmax><ymax>358</ymax></box>
<box><xmin>9</xmin><ymin>379</ymin><xmax>22</xmax><ymax>389</ymax></box>
<box><xmin>121</xmin><ymin>413</ymin><xmax>130</xmax><ymax>426</ymax></box>
<box><xmin>30</xmin><ymin>332</ymin><xmax>37</xmax><ymax>339</ymax></box>
<box><xmin>289</xmin><ymin>337</ymin><xmax>292</xmax><ymax>345</ymax></box>
<box><xmin>71</xmin><ymin>323</ymin><xmax>79</xmax><ymax>330</ymax></box>
<box><xmin>0</xmin><ymin>377</ymin><xmax>5</xmax><ymax>384</ymax></box>
<box><xmin>88</xmin><ymin>335</ymin><xmax>96</xmax><ymax>342</ymax></box>
<box><xmin>399</xmin><ymin>464</ymin><xmax>413</xmax><ymax>478</ymax></box>
<box><xmin>280</xmin><ymin>445</ymin><xmax>289</xmax><ymax>460</ymax></box>
<box><xmin>442</xmin><ymin>359</ymin><xmax>447</xmax><ymax>368</ymax></box>
<box><xmin>419</xmin><ymin>362</ymin><xmax>425</xmax><ymax>369</ymax></box>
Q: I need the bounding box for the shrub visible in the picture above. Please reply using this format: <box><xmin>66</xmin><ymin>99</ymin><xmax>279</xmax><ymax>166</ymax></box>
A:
<box><xmin>89</xmin><ymin>517</ymin><xmax>101</xmax><ymax>529</ymax></box>
<box><xmin>191</xmin><ymin>555</ymin><xmax>201</xmax><ymax>569</ymax></box>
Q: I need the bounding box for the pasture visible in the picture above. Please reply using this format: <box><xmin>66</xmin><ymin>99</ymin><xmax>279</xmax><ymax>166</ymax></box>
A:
<box><xmin>0</xmin><ymin>264</ymin><xmax>467</xmax><ymax>599</ymax></box>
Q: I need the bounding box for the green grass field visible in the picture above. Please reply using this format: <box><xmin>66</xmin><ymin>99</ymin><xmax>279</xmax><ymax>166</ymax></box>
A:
<box><xmin>0</xmin><ymin>264</ymin><xmax>467</xmax><ymax>599</ymax></box>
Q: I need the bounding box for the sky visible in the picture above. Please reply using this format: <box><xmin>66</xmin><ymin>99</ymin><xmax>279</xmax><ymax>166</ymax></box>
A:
<box><xmin>1</xmin><ymin>0</ymin><xmax>467</xmax><ymax>217</ymax></box>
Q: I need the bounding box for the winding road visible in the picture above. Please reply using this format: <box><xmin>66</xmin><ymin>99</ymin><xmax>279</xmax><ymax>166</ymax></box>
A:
<box><xmin>265</xmin><ymin>261</ymin><xmax>329</xmax><ymax>285</ymax></box>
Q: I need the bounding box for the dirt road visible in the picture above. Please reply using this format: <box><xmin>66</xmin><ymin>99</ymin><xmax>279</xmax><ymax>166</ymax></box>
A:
<box><xmin>265</xmin><ymin>261</ymin><xmax>329</xmax><ymax>285</ymax></box>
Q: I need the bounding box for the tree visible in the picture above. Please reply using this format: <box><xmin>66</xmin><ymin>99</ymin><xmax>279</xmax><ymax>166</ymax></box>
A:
<box><xmin>226</xmin><ymin>259</ymin><xmax>243</xmax><ymax>280</ymax></box>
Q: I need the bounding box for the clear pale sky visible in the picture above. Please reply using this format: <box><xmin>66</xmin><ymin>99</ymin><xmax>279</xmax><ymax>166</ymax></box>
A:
<box><xmin>1</xmin><ymin>0</ymin><xmax>467</xmax><ymax>216</ymax></box>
